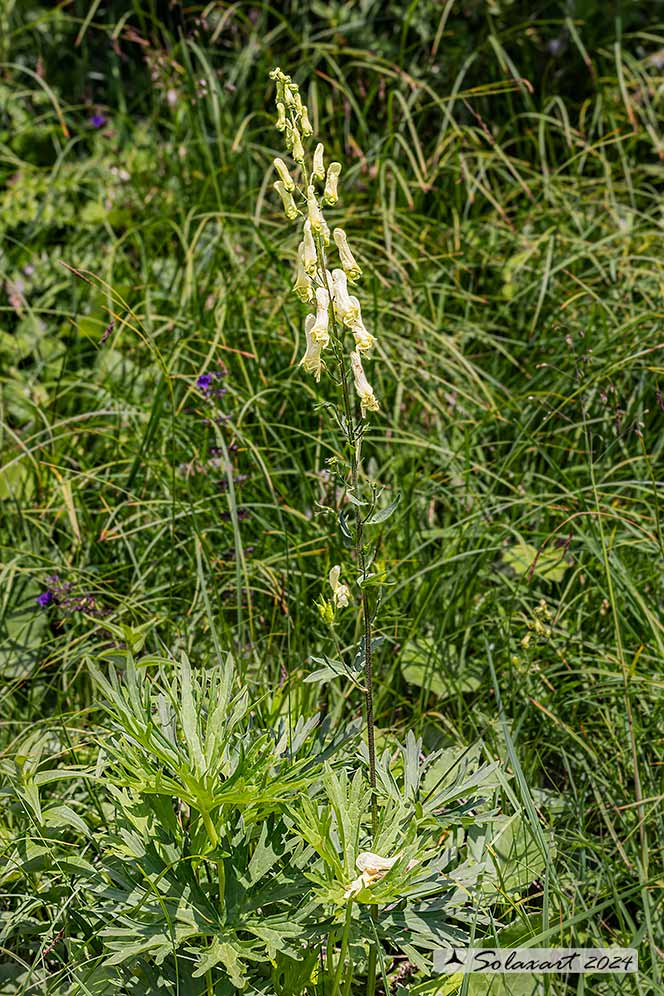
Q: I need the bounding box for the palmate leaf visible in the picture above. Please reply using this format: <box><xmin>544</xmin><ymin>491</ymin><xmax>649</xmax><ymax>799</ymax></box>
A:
<box><xmin>93</xmin><ymin>803</ymin><xmax>316</xmax><ymax>989</ymax></box>
<box><xmin>273</xmin><ymin>949</ymin><xmax>320</xmax><ymax>996</ymax></box>
<box><xmin>191</xmin><ymin>935</ymin><xmax>258</xmax><ymax>984</ymax></box>
<box><xmin>89</xmin><ymin>650</ymin><xmax>329</xmax><ymax>839</ymax></box>
<box><xmin>376</xmin><ymin>898</ymin><xmax>477</xmax><ymax>952</ymax></box>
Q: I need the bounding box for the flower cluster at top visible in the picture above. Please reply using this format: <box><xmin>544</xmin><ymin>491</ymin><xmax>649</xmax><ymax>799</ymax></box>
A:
<box><xmin>269</xmin><ymin>67</ymin><xmax>379</xmax><ymax>417</ymax></box>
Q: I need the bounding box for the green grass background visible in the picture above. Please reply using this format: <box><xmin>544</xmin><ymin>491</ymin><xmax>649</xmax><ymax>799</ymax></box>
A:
<box><xmin>1</xmin><ymin>1</ymin><xmax>663</xmax><ymax>992</ymax></box>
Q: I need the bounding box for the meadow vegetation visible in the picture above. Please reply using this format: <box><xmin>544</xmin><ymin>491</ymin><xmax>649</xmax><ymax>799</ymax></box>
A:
<box><xmin>1</xmin><ymin>2</ymin><xmax>663</xmax><ymax>994</ymax></box>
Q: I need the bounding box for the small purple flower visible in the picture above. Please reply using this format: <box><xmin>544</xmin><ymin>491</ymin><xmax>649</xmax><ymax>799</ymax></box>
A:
<box><xmin>197</xmin><ymin>373</ymin><xmax>213</xmax><ymax>391</ymax></box>
<box><xmin>90</xmin><ymin>113</ymin><xmax>107</xmax><ymax>129</ymax></box>
<box><xmin>36</xmin><ymin>591</ymin><xmax>53</xmax><ymax>608</ymax></box>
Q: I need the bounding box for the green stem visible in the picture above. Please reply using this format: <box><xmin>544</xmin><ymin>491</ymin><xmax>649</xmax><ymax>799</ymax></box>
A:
<box><xmin>314</xmin><ymin>236</ymin><xmax>378</xmax><ymax>837</ymax></box>
<box><xmin>201</xmin><ymin>809</ymin><xmax>218</xmax><ymax>849</ymax></box>
<box><xmin>330</xmin><ymin>901</ymin><xmax>353</xmax><ymax>996</ymax></box>
<box><xmin>366</xmin><ymin>944</ymin><xmax>377</xmax><ymax>996</ymax></box>
<box><xmin>217</xmin><ymin>859</ymin><xmax>226</xmax><ymax>917</ymax></box>
<box><xmin>313</xmin><ymin>197</ymin><xmax>379</xmax><ymax>996</ymax></box>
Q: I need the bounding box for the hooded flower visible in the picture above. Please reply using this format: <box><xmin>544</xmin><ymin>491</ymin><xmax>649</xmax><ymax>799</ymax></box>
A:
<box><xmin>323</xmin><ymin>162</ymin><xmax>342</xmax><ymax>206</ymax></box>
<box><xmin>300</xmin><ymin>106</ymin><xmax>313</xmax><ymax>136</ymax></box>
<box><xmin>350</xmin><ymin>351</ymin><xmax>379</xmax><ymax>416</ymax></box>
<box><xmin>288</xmin><ymin>123</ymin><xmax>305</xmax><ymax>163</ymax></box>
<box><xmin>352</xmin><ymin>324</ymin><xmax>376</xmax><ymax>354</ymax></box>
<box><xmin>309</xmin><ymin>287</ymin><xmax>330</xmax><ymax>348</ymax></box>
<box><xmin>294</xmin><ymin>243</ymin><xmax>314</xmax><ymax>303</ymax></box>
<box><xmin>300</xmin><ymin>314</ymin><xmax>323</xmax><ymax>382</ymax></box>
<box><xmin>312</xmin><ymin>142</ymin><xmax>325</xmax><ymax>182</ymax></box>
<box><xmin>302</xmin><ymin>220</ymin><xmax>317</xmax><ymax>277</ymax></box>
<box><xmin>273</xmin><ymin>157</ymin><xmax>295</xmax><ymax>191</ymax></box>
<box><xmin>328</xmin><ymin>565</ymin><xmax>350</xmax><ymax>609</ymax></box>
<box><xmin>330</xmin><ymin>269</ymin><xmax>360</xmax><ymax>327</ymax></box>
<box><xmin>274</xmin><ymin>181</ymin><xmax>298</xmax><ymax>220</ymax></box>
<box><xmin>344</xmin><ymin>851</ymin><xmax>399</xmax><ymax>899</ymax></box>
<box><xmin>349</xmin><ymin>297</ymin><xmax>376</xmax><ymax>352</ymax></box>
<box><xmin>275</xmin><ymin>101</ymin><xmax>286</xmax><ymax>131</ymax></box>
<box><xmin>333</xmin><ymin>228</ymin><xmax>362</xmax><ymax>281</ymax></box>
<box><xmin>306</xmin><ymin>184</ymin><xmax>323</xmax><ymax>234</ymax></box>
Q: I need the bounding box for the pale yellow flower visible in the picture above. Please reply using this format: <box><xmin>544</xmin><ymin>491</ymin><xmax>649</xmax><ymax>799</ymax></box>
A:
<box><xmin>333</xmin><ymin>228</ymin><xmax>362</xmax><ymax>281</ymax></box>
<box><xmin>349</xmin><ymin>297</ymin><xmax>376</xmax><ymax>353</ymax></box>
<box><xmin>352</xmin><ymin>328</ymin><xmax>376</xmax><ymax>355</ymax></box>
<box><xmin>294</xmin><ymin>243</ymin><xmax>314</xmax><ymax>303</ymax></box>
<box><xmin>344</xmin><ymin>851</ymin><xmax>399</xmax><ymax>899</ymax></box>
<box><xmin>302</xmin><ymin>220</ymin><xmax>317</xmax><ymax>277</ymax></box>
<box><xmin>350</xmin><ymin>351</ymin><xmax>379</xmax><ymax>416</ymax></box>
<box><xmin>312</xmin><ymin>143</ymin><xmax>325</xmax><ymax>182</ymax></box>
<box><xmin>331</xmin><ymin>269</ymin><xmax>360</xmax><ymax>327</ymax></box>
<box><xmin>275</xmin><ymin>102</ymin><xmax>286</xmax><ymax>132</ymax></box>
<box><xmin>273</xmin><ymin>181</ymin><xmax>298</xmax><ymax>220</ymax></box>
<box><xmin>273</xmin><ymin>157</ymin><xmax>295</xmax><ymax>191</ymax></box>
<box><xmin>300</xmin><ymin>314</ymin><xmax>323</xmax><ymax>382</ymax></box>
<box><xmin>288</xmin><ymin>123</ymin><xmax>304</xmax><ymax>163</ymax></box>
<box><xmin>328</xmin><ymin>565</ymin><xmax>350</xmax><ymax>609</ymax></box>
<box><xmin>323</xmin><ymin>162</ymin><xmax>342</xmax><ymax>206</ymax></box>
<box><xmin>310</xmin><ymin>287</ymin><xmax>330</xmax><ymax>348</ymax></box>
<box><xmin>300</xmin><ymin>106</ymin><xmax>313</xmax><ymax>136</ymax></box>
<box><xmin>306</xmin><ymin>185</ymin><xmax>323</xmax><ymax>234</ymax></box>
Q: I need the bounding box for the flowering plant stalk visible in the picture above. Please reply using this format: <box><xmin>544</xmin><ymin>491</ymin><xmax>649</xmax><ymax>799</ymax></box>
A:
<box><xmin>269</xmin><ymin>67</ymin><xmax>386</xmax><ymax>829</ymax></box>
<box><xmin>269</xmin><ymin>66</ymin><xmax>394</xmax><ymax>994</ymax></box>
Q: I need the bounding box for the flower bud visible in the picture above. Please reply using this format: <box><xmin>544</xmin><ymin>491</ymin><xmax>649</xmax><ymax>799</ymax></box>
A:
<box><xmin>350</xmin><ymin>350</ymin><xmax>379</xmax><ymax>416</ymax></box>
<box><xmin>270</xmin><ymin>68</ymin><xmax>286</xmax><ymax>106</ymax></box>
<box><xmin>317</xmin><ymin>596</ymin><xmax>334</xmax><ymax>626</ymax></box>
<box><xmin>302</xmin><ymin>220</ymin><xmax>317</xmax><ymax>277</ymax></box>
<box><xmin>306</xmin><ymin>184</ymin><xmax>323</xmax><ymax>234</ymax></box>
<box><xmin>275</xmin><ymin>102</ymin><xmax>286</xmax><ymax>131</ymax></box>
<box><xmin>323</xmin><ymin>162</ymin><xmax>341</xmax><ymax>206</ymax></box>
<box><xmin>312</xmin><ymin>143</ymin><xmax>325</xmax><ymax>182</ymax></box>
<box><xmin>331</xmin><ymin>269</ymin><xmax>359</xmax><ymax>326</ymax></box>
<box><xmin>294</xmin><ymin>243</ymin><xmax>314</xmax><ymax>303</ymax></box>
<box><xmin>300</xmin><ymin>313</ymin><xmax>323</xmax><ymax>381</ymax></box>
<box><xmin>273</xmin><ymin>181</ymin><xmax>298</xmax><ymax>220</ymax></box>
<box><xmin>273</xmin><ymin>157</ymin><xmax>294</xmax><ymax>191</ymax></box>
<box><xmin>333</xmin><ymin>227</ymin><xmax>361</xmax><ymax>281</ymax></box>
